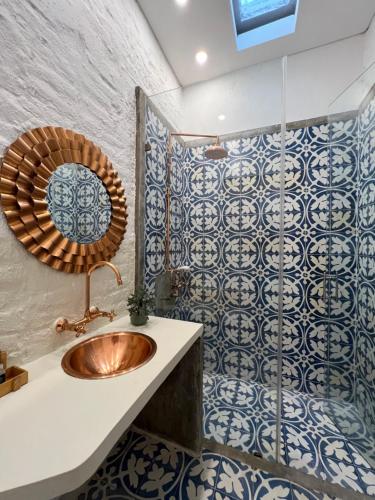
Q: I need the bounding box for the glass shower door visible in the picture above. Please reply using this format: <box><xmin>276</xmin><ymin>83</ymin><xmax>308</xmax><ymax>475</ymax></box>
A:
<box><xmin>145</xmin><ymin>57</ymin><xmax>286</xmax><ymax>463</ymax></box>
<box><xmin>326</xmin><ymin>63</ymin><xmax>375</xmax><ymax>470</ymax></box>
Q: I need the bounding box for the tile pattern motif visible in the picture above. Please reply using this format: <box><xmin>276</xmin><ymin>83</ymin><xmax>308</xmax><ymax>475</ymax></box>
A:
<box><xmin>204</xmin><ymin>372</ymin><xmax>375</xmax><ymax>497</ymax></box>
<box><xmin>180</xmin><ymin>120</ymin><xmax>358</xmax><ymax>401</ymax></box>
<box><xmin>144</xmin><ymin>106</ymin><xmax>184</xmax><ymax>293</ymax></box>
<box><xmin>66</xmin><ymin>428</ymin><xmax>338</xmax><ymax>500</ymax></box>
<box><xmin>181</xmin><ymin>132</ymin><xmax>282</xmax><ymax>392</ymax></box>
<box><xmin>47</xmin><ymin>163</ymin><xmax>112</xmax><ymax>244</ymax></box>
<box><xmin>283</xmin><ymin>118</ymin><xmax>358</xmax><ymax>400</ymax></box>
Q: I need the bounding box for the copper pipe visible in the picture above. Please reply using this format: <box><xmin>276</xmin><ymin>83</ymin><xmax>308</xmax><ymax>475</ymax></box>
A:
<box><xmin>170</xmin><ymin>132</ymin><xmax>220</xmax><ymax>143</ymax></box>
<box><xmin>165</xmin><ymin>133</ymin><xmax>173</xmax><ymax>271</ymax></box>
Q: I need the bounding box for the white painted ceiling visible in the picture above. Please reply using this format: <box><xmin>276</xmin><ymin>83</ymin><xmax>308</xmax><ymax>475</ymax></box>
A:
<box><xmin>137</xmin><ymin>0</ymin><xmax>375</xmax><ymax>86</ymax></box>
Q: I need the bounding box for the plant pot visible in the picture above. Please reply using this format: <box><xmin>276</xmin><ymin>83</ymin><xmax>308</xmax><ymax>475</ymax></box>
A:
<box><xmin>130</xmin><ymin>312</ymin><xmax>148</xmax><ymax>326</ymax></box>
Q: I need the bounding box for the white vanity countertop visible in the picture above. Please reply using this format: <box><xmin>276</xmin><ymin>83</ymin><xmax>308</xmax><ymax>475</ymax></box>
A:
<box><xmin>0</xmin><ymin>316</ymin><xmax>203</xmax><ymax>500</ymax></box>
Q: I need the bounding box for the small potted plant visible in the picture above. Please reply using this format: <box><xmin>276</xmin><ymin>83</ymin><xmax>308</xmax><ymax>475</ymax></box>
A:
<box><xmin>127</xmin><ymin>288</ymin><xmax>154</xmax><ymax>326</ymax></box>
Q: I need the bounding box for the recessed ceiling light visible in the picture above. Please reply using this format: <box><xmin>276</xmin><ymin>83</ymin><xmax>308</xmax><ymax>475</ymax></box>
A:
<box><xmin>195</xmin><ymin>51</ymin><xmax>208</xmax><ymax>65</ymax></box>
<box><xmin>175</xmin><ymin>0</ymin><xmax>188</xmax><ymax>6</ymax></box>
<box><xmin>218</xmin><ymin>114</ymin><xmax>226</xmax><ymax>121</ymax></box>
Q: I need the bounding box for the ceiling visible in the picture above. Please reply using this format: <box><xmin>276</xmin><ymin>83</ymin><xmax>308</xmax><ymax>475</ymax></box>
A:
<box><xmin>137</xmin><ymin>0</ymin><xmax>375</xmax><ymax>87</ymax></box>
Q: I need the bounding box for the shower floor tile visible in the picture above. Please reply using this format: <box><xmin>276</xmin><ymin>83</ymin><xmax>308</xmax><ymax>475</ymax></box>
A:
<box><xmin>63</xmin><ymin>427</ymin><xmax>338</xmax><ymax>500</ymax></box>
<box><xmin>203</xmin><ymin>372</ymin><xmax>375</xmax><ymax>496</ymax></box>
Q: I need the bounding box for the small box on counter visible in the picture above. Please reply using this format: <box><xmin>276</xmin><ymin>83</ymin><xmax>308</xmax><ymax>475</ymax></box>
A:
<box><xmin>0</xmin><ymin>351</ymin><xmax>28</xmax><ymax>399</ymax></box>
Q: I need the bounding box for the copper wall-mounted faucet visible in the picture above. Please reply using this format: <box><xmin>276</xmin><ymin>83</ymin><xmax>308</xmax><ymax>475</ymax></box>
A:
<box><xmin>55</xmin><ymin>261</ymin><xmax>123</xmax><ymax>337</ymax></box>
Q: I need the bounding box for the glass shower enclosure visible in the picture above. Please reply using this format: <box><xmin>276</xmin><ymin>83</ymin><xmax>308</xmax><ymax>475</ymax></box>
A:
<box><xmin>142</xmin><ymin>56</ymin><xmax>286</xmax><ymax>465</ymax></box>
<box><xmin>325</xmin><ymin>62</ymin><xmax>375</xmax><ymax>470</ymax></box>
<box><xmin>137</xmin><ymin>57</ymin><xmax>375</xmax><ymax>496</ymax></box>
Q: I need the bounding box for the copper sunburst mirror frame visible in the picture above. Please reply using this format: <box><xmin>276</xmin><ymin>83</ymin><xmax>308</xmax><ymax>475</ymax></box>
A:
<box><xmin>0</xmin><ymin>126</ymin><xmax>128</xmax><ymax>273</ymax></box>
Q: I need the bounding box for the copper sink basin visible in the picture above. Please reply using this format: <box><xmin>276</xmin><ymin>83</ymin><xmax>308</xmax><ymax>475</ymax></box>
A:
<box><xmin>61</xmin><ymin>331</ymin><xmax>157</xmax><ymax>379</ymax></box>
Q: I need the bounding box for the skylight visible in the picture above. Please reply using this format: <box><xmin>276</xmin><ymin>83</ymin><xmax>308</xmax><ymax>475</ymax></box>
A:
<box><xmin>231</xmin><ymin>0</ymin><xmax>299</xmax><ymax>51</ymax></box>
<box><xmin>239</xmin><ymin>0</ymin><xmax>290</xmax><ymax>22</ymax></box>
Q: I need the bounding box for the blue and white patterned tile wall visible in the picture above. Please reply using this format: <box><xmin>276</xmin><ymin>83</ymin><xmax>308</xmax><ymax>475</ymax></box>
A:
<box><xmin>180</xmin><ymin>121</ymin><xmax>357</xmax><ymax>399</ymax></box>
<box><xmin>325</xmin><ymin>117</ymin><xmax>359</xmax><ymax>405</ymax></box>
<box><xmin>281</xmin><ymin>118</ymin><xmax>359</xmax><ymax>399</ymax></box>
<box><xmin>143</xmin><ymin>103</ymin><xmax>363</xmax><ymax>404</ymax></box>
<box><xmin>356</xmin><ymin>91</ymin><xmax>375</xmax><ymax>437</ymax></box>
<box><xmin>144</xmin><ymin>107</ymin><xmax>168</xmax><ymax>292</ymax></box>
<box><xmin>181</xmin><ymin>132</ymin><xmax>282</xmax><ymax>390</ymax></box>
<box><xmin>144</xmin><ymin>106</ymin><xmax>184</xmax><ymax>296</ymax></box>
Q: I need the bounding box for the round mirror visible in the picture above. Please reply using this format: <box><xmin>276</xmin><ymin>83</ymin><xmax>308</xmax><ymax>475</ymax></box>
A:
<box><xmin>46</xmin><ymin>163</ymin><xmax>112</xmax><ymax>244</ymax></box>
<box><xmin>0</xmin><ymin>126</ymin><xmax>127</xmax><ymax>273</ymax></box>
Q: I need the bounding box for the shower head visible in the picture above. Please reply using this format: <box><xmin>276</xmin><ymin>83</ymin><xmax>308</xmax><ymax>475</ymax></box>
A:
<box><xmin>170</xmin><ymin>132</ymin><xmax>228</xmax><ymax>160</ymax></box>
<box><xmin>205</xmin><ymin>143</ymin><xmax>228</xmax><ymax>160</ymax></box>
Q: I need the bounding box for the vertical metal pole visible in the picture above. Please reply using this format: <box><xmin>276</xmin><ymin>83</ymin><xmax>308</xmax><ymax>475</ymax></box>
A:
<box><xmin>135</xmin><ymin>87</ymin><xmax>147</xmax><ymax>290</ymax></box>
<box><xmin>276</xmin><ymin>55</ymin><xmax>287</xmax><ymax>464</ymax></box>
<box><xmin>165</xmin><ymin>133</ymin><xmax>173</xmax><ymax>271</ymax></box>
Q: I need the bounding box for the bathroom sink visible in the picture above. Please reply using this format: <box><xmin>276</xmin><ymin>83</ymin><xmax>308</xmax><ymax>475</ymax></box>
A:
<box><xmin>61</xmin><ymin>331</ymin><xmax>157</xmax><ymax>379</ymax></box>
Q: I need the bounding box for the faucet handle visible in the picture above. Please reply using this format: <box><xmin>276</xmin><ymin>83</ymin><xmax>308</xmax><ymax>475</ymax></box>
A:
<box><xmin>55</xmin><ymin>317</ymin><xmax>88</xmax><ymax>337</ymax></box>
<box><xmin>55</xmin><ymin>317</ymin><xmax>67</xmax><ymax>334</ymax></box>
<box><xmin>89</xmin><ymin>305</ymin><xmax>100</xmax><ymax>315</ymax></box>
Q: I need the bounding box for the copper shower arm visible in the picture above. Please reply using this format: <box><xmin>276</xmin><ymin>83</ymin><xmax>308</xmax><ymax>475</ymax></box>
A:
<box><xmin>170</xmin><ymin>132</ymin><xmax>220</xmax><ymax>143</ymax></box>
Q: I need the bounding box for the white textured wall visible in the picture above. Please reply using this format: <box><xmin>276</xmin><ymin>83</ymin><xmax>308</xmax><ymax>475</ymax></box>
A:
<box><xmin>0</xmin><ymin>0</ymin><xmax>180</xmax><ymax>364</ymax></box>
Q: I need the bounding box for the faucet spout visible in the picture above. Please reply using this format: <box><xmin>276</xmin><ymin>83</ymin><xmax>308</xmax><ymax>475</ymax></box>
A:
<box><xmin>56</xmin><ymin>260</ymin><xmax>123</xmax><ymax>337</ymax></box>
<box><xmin>86</xmin><ymin>261</ymin><xmax>123</xmax><ymax>313</ymax></box>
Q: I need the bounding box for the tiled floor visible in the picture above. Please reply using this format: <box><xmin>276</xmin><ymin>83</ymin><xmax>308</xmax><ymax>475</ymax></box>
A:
<box><xmin>203</xmin><ymin>372</ymin><xmax>375</xmax><ymax>497</ymax></box>
<box><xmin>63</xmin><ymin>373</ymin><xmax>375</xmax><ymax>499</ymax></box>
<box><xmin>64</xmin><ymin>428</ymin><xmax>337</xmax><ymax>499</ymax></box>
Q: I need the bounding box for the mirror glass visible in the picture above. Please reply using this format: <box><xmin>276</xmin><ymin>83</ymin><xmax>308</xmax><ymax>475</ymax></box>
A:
<box><xmin>46</xmin><ymin>163</ymin><xmax>112</xmax><ymax>244</ymax></box>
